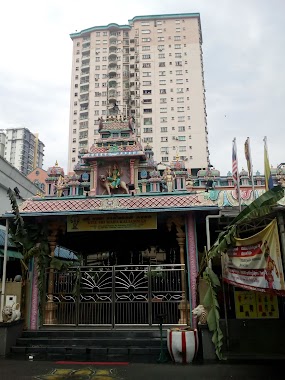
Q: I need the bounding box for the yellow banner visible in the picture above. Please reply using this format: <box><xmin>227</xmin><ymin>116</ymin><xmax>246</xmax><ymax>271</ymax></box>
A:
<box><xmin>222</xmin><ymin>219</ymin><xmax>285</xmax><ymax>295</ymax></box>
<box><xmin>67</xmin><ymin>213</ymin><xmax>157</xmax><ymax>232</ymax></box>
<box><xmin>234</xmin><ymin>290</ymin><xmax>279</xmax><ymax>319</ymax></box>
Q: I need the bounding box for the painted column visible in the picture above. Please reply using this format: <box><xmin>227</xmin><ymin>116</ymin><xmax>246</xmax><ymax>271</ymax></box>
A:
<box><xmin>44</xmin><ymin>224</ymin><xmax>60</xmax><ymax>324</ymax></box>
<box><xmin>186</xmin><ymin>212</ymin><xmax>198</xmax><ymax>328</ymax></box>
<box><xmin>90</xmin><ymin>161</ymin><xmax>98</xmax><ymax>195</ymax></box>
<box><xmin>30</xmin><ymin>257</ymin><xmax>39</xmax><ymax>330</ymax></box>
<box><xmin>130</xmin><ymin>159</ymin><xmax>135</xmax><ymax>185</ymax></box>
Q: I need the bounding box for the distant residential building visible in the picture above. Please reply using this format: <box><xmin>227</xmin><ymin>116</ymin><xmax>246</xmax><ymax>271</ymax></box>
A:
<box><xmin>0</xmin><ymin>130</ymin><xmax>5</xmax><ymax>157</ymax></box>
<box><xmin>4</xmin><ymin>128</ymin><xmax>45</xmax><ymax>175</ymax></box>
<box><xmin>68</xmin><ymin>13</ymin><xmax>208</xmax><ymax>174</ymax></box>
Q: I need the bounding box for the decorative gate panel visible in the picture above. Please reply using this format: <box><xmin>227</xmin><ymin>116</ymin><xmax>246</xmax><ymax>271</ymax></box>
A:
<box><xmin>43</xmin><ymin>264</ymin><xmax>186</xmax><ymax>326</ymax></box>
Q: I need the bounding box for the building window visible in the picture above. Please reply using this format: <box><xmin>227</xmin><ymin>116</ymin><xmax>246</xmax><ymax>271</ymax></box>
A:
<box><xmin>95</xmin><ymin>65</ymin><xmax>100</xmax><ymax>70</ymax></box>
<box><xmin>142</xmin><ymin>72</ymin><xmax>151</xmax><ymax>77</ymax></box>
<box><xmin>177</xmin><ymin>107</ymin><xmax>184</xmax><ymax>112</ymax></box>
<box><xmin>178</xmin><ymin>126</ymin><xmax>185</xmax><ymax>132</ymax></box>
<box><xmin>142</xmin><ymin>46</ymin><xmax>150</xmax><ymax>51</ymax></box>
<box><xmin>142</xmin><ymin>30</ymin><xmax>151</xmax><ymax>34</ymax></box>
<box><xmin>142</xmin><ymin>63</ymin><xmax>151</xmax><ymax>68</ymax></box>
<box><xmin>160</xmin><ymin>98</ymin><xmax>167</xmax><ymax>103</ymax></box>
<box><xmin>159</xmin><ymin>62</ymin><xmax>165</xmax><ymax>67</ymax></box>
<box><xmin>159</xmin><ymin>80</ymin><xmax>166</xmax><ymax>85</ymax></box>
<box><xmin>157</xmin><ymin>28</ymin><xmax>162</xmax><ymax>33</ymax></box>
<box><xmin>175</xmin><ymin>61</ymin><xmax>182</xmax><ymax>66</ymax></box>
<box><xmin>159</xmin><ymin>71</ymin><xmax>166</xmax><ymax>76</ymax></box>
<box><xmin>161</xmin><ymin>127</ymin><xmax>168</xmax><ymax>132</ymax></box>
<box><xmin>143</xmin><ymin>127</ymin><xmax>153</xmax><ymax>133</ymax></box>
<box><xmin>142</xmin><ymin>54</ymin><xmax>151</xmax><ymax>59</ymax></box>
<box><xmin>160</xmin><ymin>117</ymin><xmax>167</xmax><ymax>123</ymax></box>
<box><xmin>73</xmin><ymin>138</ymin><xmax>76</xmax><ymax>143</ymax></box>
<box><xmin>158</xmin><ymin>37</ymin><xmax>165</xmax><ymax>41</ymax></box>
<box><xmin>174</xmin><ymin>36</ymin><xmax>181</xmax><ymax>41</ymax></box>
<box><xmin>142</xmin><ymin>38</ymin><xmax>151</xmax><ymax>42</ymax></box>
<box><xmin>178</xmin><ymin>136</ymin><xmax>186</xmax><ymax>141</ymax></box>
<box><xmin>161</xmin><ymin>157</ymin><xmax>169</xmax><ymax>162</ymax></box>
<box><xmin>160</xmin><ymin>107</ymin><xmax>167</xmax><ymax>113</ymax></box>
<box><xmin>143</xmin><ymin>137</ymin><xmax>153</xmax><ymax>143</ymax></box>
<box><xmin>178</xmin><ymin>116</ymin><xmax>185</xmax><ymax>122</ymax></box>
<box><xmin>177</xmin><ymin>88</ymin><xmax>184</xmax><ymax>93</ymax></box>
<box><xmin>158</xmin><ymin>53</ymin><xmax>165</xmax><ymax>59</ymax></box>
<box><xmin>141</xmin><ymin>22</ymin><xmax>150</xmax><ymax>26</ymax></box>
<box><xmin>158</xmin><ymin>45</ymin><xmax>164</xmax><ymax>50</ymax></box>
<box><xmin>175</xmin><ymin>53</ymin><xmax>182</xmax><ymax>58</ymax></box>
<box><xmin>179</xmin><ymin>146</ymin><xmax>186</xmax><ymax>152</ymax></box>
<box><xmin>143</xmin><ymin>118</ymin><xmax>152</xmax><ymax>125</ymax></box>
<box><xmin>143</xmin><ymin>89</ymin><xmax>152</xmax><ymax>95</ymax></box>
<box><xmin>177</xmin><ymin>97</ymin><xmax>184</xmax><ymax>103</ymax></box>
<box><xmin>161</xmin><ymin>137</ymin><xmax>168</xmax><ymax>142</ymax></box>
<box><xmin>143</xmin><ymin>108</ymin><xmax>152</xmax><ymax>113</ymax></box>
<box><xmin>160</xmin><ymin>89</ymin><xmax>166</xmax><ymax>94</ymax></box>
<box><xmin>143</xmin><ymin>81</ymin><xmax>152</xmax><ymax>86</ymax></box>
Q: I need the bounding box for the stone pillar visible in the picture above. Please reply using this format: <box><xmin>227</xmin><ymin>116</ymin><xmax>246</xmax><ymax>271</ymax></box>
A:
<box><xmin>167</xmin><ymin>216</ymin><xmax>189</xmax><ymax>324</ymax></box>
<box><xmin>44</xmin><ymin>222</ymin><xmax>64</xmax><ymax>324</ymax></box>
<box><xmin>30</xmin><ymin>257</ymin><xmax>39</xmax><ymax>330</ymax></box>
<box><xmin>89</xmin><ymin>162</ymin><xmax>98</xmax><ymax>196</ymax></box>
<box><xmin>130</xmin><ymin>159</ymin><xmax>135</xmax><ymax>185</ymax></box>
<box><xmin>186</xmin><ymin>212</ymin><xmax>198</xmax><ymax>328</ymax></box>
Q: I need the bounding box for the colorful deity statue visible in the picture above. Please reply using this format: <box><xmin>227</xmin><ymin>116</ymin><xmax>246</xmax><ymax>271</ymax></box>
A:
<box><xmin>107</xmin><ymin>164</ymin><xmax>121</xmax><ymax>189</ymax></box>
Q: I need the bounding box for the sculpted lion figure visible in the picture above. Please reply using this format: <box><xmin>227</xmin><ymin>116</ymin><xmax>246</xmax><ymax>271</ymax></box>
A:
<box><xmin>99</xmin><ymin>174</ymin><xmax>129</xmax><ymax>195</ymax></box>
<box><xmin>2</xmin><ymin>303</ymin><xmax>21</xmax><ymax>323</ymax></box>
<box><xmin>192</xmin><ymin>304</ymin><xmax>208</xmax><ymax>324</ymax></box>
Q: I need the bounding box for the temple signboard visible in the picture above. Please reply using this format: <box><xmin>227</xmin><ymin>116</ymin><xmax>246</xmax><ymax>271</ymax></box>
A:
<box><xmin>67</xmin><ymin>213</ymin><xmax>157</xmax><ymax>232</ymax></box>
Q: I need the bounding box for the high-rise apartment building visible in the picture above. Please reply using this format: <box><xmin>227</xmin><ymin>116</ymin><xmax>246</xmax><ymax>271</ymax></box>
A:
<box><xmin>4</xmin><ymin>128</ymin><xmax>45</xmax><ymax>175</ymax></box>
<box><xmin>68</xmin><ymin>13</ymin><xmax>209</xmax><ymax>174</ymax></box>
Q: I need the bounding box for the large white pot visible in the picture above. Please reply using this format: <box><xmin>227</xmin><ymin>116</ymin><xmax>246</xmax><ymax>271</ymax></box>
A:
<box><xmin>167</xmin><ymin>328</ymin><xmax>199</xmax><ymax>364</ymax></box>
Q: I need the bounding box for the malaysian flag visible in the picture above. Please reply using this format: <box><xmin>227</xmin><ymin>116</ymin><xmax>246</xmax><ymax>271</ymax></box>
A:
<box><xmin>232</xmin><ymin>138</ymin><xmax>241</xmax><ymax>209</ymax></box>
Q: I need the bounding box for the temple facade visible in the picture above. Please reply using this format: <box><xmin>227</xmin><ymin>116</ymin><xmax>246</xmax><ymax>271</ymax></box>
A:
<box><xmin>3</xmin><ymin>117</ymin><xmax>285</xmax><ymax>331</ymax></box>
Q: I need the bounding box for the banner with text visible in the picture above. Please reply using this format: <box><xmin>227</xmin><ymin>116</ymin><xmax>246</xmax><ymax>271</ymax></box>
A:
<box><xmin>67</xmin><ymin>213</ymin><xmax>157</xmax><ymax>232</ymax></box>
<box><xmin>222</xmin><ymin>219</ymin><xmax>285</xmax><ymax>295</ymax></box>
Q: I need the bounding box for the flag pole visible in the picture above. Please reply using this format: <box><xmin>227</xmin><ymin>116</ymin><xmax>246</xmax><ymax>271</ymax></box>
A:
<box><xmin>233</xmin><ymin>138</ymin><xmax>242</xmax><ymax>212</ymax></box>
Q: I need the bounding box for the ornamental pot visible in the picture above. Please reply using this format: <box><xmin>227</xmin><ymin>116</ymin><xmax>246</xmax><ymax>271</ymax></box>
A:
<box><xmin>167</xmin><ymin>328</ymin><xmax>199</xmax><ymax>364</ymax></box>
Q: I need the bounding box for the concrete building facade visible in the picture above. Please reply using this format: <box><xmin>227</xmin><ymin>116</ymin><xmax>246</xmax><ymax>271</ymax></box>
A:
<box><xmin>68</xmin><ymin>13</ymin><xmax>209</xmax><ymax>174</ymax></box>
<box><xmin>4</xmin><ymin>128</ymin><xmax>45</xmax><ymax>176</ymax></box>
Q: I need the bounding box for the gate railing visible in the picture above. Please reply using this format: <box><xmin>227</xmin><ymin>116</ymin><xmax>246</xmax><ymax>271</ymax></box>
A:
<box><xmin>43</xmin><ymin>264</ymin><xmax>187</xmax><ymax>327</ymax></box>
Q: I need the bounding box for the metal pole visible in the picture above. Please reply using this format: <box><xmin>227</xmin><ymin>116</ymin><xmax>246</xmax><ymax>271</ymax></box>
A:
<box><xmin>0</xmin><ymin>219</ymin><xmax>9</xmax><ymax>321</ymax></box>
<box><xmin>277</xmin><ymin>213</ymin><xmax>285</xmax><ymax>269</ymax></box>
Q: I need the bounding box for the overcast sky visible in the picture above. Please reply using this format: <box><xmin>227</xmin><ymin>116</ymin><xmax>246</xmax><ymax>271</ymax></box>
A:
<box><xmin>0</xmin><ymin>0</ymin><xmax>284</xmax><ymax>175</ymax></box>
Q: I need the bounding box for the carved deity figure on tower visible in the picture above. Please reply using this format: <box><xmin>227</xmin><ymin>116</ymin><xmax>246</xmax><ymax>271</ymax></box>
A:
<box><xmin>163</xmin><ymin>167</ymin><xmax>175</xmax><ymax>192</ymax></box>
<box><xmin>107</xmin><ymin>164</ymin><xmax>121</xmax><ymax>189</ymax></box>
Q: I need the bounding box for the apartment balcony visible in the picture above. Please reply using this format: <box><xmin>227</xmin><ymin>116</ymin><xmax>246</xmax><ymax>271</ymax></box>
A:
<box><xmin>108</xmin><ymin>89</ymin><xmax>117</xmax><ymax>101</ymax></box>
<box><xmin>108</xmin><ymin>52</ymin><xmax>117</xmax><ymax>60</ymax></box>
<box><xmin>109</xmin><ymin>38</ymin><xmax>117</xmax><ymax>46</ymax></box>
<box><xmin>79</xmin><ymin>95</ymin><xmax>89</xmax><ymax>102</ymax></box>
<box><xmin>80</xmin><ymin>105</ymin><xmax>89</xmax><ymax>112</ymax></box>
<box><xmin>108</xmin><ymin>79</ymin><xmax>117</xmax><ymax>88</ymax></box>
<box><xmin>80</xmin><ymin>112</ymin><xmax>88</xmax><ymax>120</ymax></box>
<box><xmin>80</xmin><ymin>85</ymin><xmax>89</xmax><ymax>93</ymax></box>
<box><xmin>81</xmin><ymin>69</ymin><xmax>89</xmax><ymax>76</ymax></box>
<box><xmin>109</xmin><ymin>46</ymin><xmax>117</xmax><ymax>54</ymax></box>
<box><xmin>80</xmin><ymin>77</ymin><xmax>89</xmax><ymax>84</ymax></box>
<box><xmin>81</xmin><ymin>60</ymin><xmax>90</xmax><ymax>68</ymax></box>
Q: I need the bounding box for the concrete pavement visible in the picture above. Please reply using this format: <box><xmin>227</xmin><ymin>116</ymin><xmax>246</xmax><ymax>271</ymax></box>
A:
<box><xmin>0</xmin><ymin>358</ymin><xmax>281</xmax><ymax>380</ymax></box>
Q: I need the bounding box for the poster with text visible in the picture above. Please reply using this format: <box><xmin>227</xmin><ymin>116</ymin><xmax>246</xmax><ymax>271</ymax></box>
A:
<box><xmin>222</xmin><ymin>219</ymin><xmax>285</xmax><ymax>295</ymax></box>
